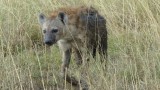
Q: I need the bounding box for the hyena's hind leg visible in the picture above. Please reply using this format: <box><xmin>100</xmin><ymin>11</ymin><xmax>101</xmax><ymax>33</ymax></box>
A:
<box><xmin>91</xmin><ymin>41</ymin><xmax>97</xmax><ymax>58</ymax></box>
<box><xmin>98</xmin><ymin>30</ymin><xmax>108</xmax><ymax>62</ymax></box>
<box><xmin>99</xmin><ymin>36</ymin><xmax>107</xmax><ymax>56</ymax></box>
<box><xmin>96</xmin><ymin>14</ymin><xmax>108</xmax><ymax>62</ymax></box>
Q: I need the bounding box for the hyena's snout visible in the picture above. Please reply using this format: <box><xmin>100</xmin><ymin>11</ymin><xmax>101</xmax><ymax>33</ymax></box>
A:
<box><xmin>44</xmin><ymin>40</ymin><xmax>54</xmax><ymax>45</ymax></box>
<box><xmin>44</xmin><ymin>33</ymin><xmax>56</xmax><ymax>46</ymax></box>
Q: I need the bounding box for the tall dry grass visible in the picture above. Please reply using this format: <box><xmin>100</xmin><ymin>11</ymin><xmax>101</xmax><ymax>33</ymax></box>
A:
<box><xmin>0</xmin><ymin>0</ymin><xmax>160</xmax><ymax>90</ymax></box>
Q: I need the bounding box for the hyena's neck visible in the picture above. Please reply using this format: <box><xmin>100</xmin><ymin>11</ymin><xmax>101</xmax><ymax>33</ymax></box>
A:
<box><xmin>62</xmin><ymin>25</ymin><xmax>80</xmax><ymax>41</ymax></box>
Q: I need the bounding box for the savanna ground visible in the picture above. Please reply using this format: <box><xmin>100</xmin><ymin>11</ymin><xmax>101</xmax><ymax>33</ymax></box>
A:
<box><xmin>0</xmin><ymin>0</ymin><xmax>160</xmax><ymax>90</ymax></box>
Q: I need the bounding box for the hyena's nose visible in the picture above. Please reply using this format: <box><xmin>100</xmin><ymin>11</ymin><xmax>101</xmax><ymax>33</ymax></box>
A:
<box><xmin>45</xmin><ymin>40</ymin><xmax>53</xmax><ymax>45</ymax></box>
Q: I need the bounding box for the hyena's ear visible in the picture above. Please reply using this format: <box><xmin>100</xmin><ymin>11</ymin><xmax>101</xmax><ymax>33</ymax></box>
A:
<box><xmin>38</xmin><ymin>13</ymin><xmax>46</xmax><ymax>26</ymax></box>
<box><xmin>57</xmin><ymin>12</ymin><xmax>68</xmax><ymax>25</ymax></box>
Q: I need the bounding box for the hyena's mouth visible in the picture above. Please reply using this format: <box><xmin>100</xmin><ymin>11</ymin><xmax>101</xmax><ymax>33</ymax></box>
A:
<box><xmin>44</xmin><ymin>40</ymin><xmax>57</xmax><ymax>46</ymax></box>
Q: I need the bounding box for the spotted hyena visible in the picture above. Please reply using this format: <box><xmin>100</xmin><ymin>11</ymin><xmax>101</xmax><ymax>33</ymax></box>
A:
<box><xmin>38</xmin><ymin>6</ymin><xmax>107</xmax><ymax>88</ymax></box>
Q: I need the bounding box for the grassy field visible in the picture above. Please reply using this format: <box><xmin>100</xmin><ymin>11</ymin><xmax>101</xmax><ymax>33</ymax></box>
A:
<box><xmin>0</xmin><ymin>0</ymin><xmax>160</xmax><ymax>90</ymax></box>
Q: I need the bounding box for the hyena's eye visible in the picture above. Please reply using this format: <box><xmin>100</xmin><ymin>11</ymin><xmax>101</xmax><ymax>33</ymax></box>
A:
<box><xmin>43</xmin><ymin>30</ymin><xmax>46</xmax><ymax>33</ymax></box>
<box><xmin>51</xmin><ymin>29</ymin><xmax>58</xmax><ymax>33</ymax></box>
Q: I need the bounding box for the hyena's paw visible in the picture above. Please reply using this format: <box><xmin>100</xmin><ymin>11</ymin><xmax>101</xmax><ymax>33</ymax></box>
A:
<box><xmin>80</xmin><ymin>80</ymin><xmax>89</xmax><ymax>90</ymax></box>
<box><xmin>77</xmin><ymin>79</ymin><xmax>89</xmax><ymax>90</ymax></box>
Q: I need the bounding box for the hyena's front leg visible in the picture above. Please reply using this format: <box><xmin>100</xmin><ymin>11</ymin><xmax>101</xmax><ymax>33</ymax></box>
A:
<box><xmin>73</xmin><ymin>48</ymin><xmax>82</xmax><ymax>66</ymax></box>
<box><xmin>61</xmin><ymin>49</ymin><xmax>79</xmax><ymax>86</ymax></box>
<box><xmin>58</xmin><ymin>40</ymin><xmax>79</xmax><ymax>86</ymax></box>
<box><xmin>61</xmin><ymin>49</ymin><xmax>71</xmax><ymax>77</ymax></box>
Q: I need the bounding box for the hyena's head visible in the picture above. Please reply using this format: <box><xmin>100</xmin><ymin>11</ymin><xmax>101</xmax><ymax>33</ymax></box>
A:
<box><xmin>38</xmin><ymin>12</ymin><xmax>68</xmax><ymax>46</ymax></box>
